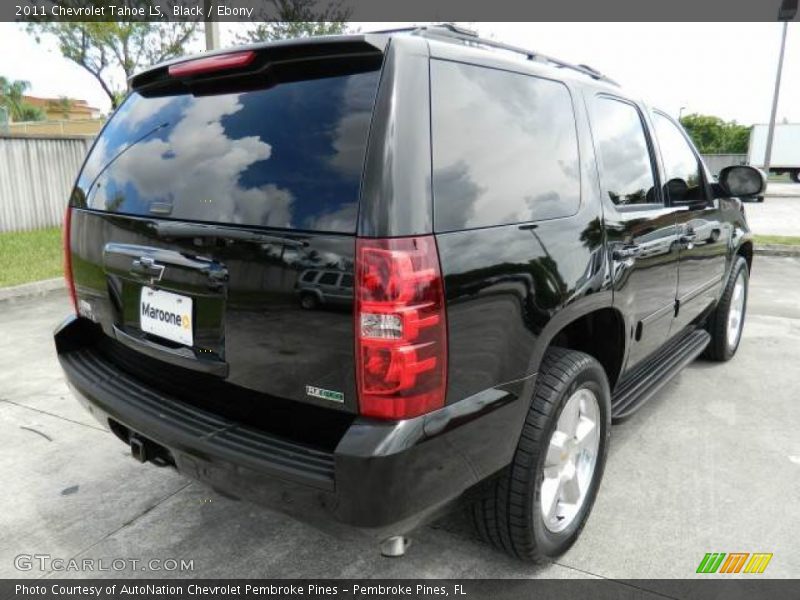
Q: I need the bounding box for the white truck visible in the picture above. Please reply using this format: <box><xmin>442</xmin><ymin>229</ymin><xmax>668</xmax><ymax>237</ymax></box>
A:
<box><xmin>747</xmin><ymin>123</ymin><xmax>800</xmax><ymax>182</ymax></box>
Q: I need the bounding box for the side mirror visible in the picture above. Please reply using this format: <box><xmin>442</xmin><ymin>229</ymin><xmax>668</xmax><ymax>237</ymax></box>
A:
<box><xmin>716</xmin><ymin>165</ymin><xmax>766</xmax><ymax>198</ymax></box>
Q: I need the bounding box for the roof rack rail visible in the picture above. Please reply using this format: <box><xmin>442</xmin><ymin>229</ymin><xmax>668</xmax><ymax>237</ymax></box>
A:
<box><xmin>410</xmin><ymin>24</ymin><xmax>620</xmax><ymax>87</ymax></box>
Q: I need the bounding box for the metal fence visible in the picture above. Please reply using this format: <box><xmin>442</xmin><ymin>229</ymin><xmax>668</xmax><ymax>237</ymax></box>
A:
<box><xmin>700</xmin><ymin>154</ymin><xmax>748</xmax><ymax>177</ymax></box>
<box><xmin>7</xmin><ymin>119</ymin><xmax>104</xmax><ymax>136</ymax></box>
<box><xmin>0</xmin><ymin>135</ymin><xmax>93</xmax><ymax>233</ymax></box>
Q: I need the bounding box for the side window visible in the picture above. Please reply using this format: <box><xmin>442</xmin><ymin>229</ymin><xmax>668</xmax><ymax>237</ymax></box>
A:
<box><xmin>340</xmin><ymin>274</ymin><xmax>354</xmax><ymax>288</ymax></box>
<box><xmin>431</xmin><ymin>61</ymin><xmax>581</xmax><ymax>231</ymax></box>
<box><xmin>301</xmin><ymin>270</ymin><xmax>318</xmax><ymax>283</ymax></box>
<box><xmin>593</xmin><ymin>98</ymin><xmax>658</xmax><ymax>207</ymax></box>
<box><xmin>318</xmin><ymin>272</ymin><xmax>338</xmax><ymax>286</ymax></box>
<box><xmin>653</xmin><ymin>112</ymin><xmax>707</xmax><ymax>203</ymax></box>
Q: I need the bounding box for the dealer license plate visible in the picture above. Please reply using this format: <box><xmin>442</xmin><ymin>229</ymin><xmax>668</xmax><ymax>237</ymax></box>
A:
<box><xmin>139</xmin><ymin>286</ymin><xmax>193</xmax><ymax>346</ymax></box>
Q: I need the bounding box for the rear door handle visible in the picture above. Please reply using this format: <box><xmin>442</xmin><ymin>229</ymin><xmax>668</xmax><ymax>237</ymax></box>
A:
<box><xmin>131</xmin><ymin>256</ymin><xmax>165</xmax><ymax>280</ymax></box>
<box><xmin>612</xmin><ymin>244</ymin><xmax>642</xmax><ymax>260</ymax></box>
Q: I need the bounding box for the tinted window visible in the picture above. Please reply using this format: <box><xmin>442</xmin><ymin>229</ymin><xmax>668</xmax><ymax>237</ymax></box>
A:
<box><xmin>76</xmin><ymin>67</ymin><xmax>381</xmax><ymax>233</ymax></box>
<box><xmin>301</xmin><ymin>270</ymin><xmax>318</xmax><ymax>283</ymax></box>
<box><xmin>340</xmin><ymin>274</ymin><xmax>354</xmax><ymax>288</ymax></box>
<box><xmin>318</xmin><ymin>272</ymin><xmax>338</xmax><ymax>285</ymax></box>
<box><xmin>653</xmin><ymin>112</ymin><xmax>706</xmax><ymax>202</ymax></box>
<box><xmin>593</xmin><ymin>98</ymin><xmax>658</xmax><ymax>206</ymax></box>
<box><xmin>431</xmin><ymin>61</ymin><xmax>580</xmax><ymax>231</ymax></box>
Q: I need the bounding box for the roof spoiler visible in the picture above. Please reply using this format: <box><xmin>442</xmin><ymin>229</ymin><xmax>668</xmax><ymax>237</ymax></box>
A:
<box><xmin>129</xmin><ymin>34</ymin><xmax>390</xmax><ymax>95</ymax></box>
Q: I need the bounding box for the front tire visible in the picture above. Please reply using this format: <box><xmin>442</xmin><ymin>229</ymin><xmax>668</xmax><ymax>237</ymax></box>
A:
<box><xmin>472</xmin><ymin>348</ymin><xmax>611</xmax><ymax>562</ymax></box>
<box><xmin>704</xmin><ymin>256</ymin><xmax>749</xmax><ymax>361</ymax></box>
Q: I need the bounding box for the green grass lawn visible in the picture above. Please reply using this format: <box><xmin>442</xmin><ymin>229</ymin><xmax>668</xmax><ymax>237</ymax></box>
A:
<box><xmin>753</xmin><ymin>234</ymin><xmax>800</xmax><ymax>246</ymax></box>
<box><xmin>0</xmin><ymin>227</ymin><xmax>63</xmax><ymax>288</ymax></box>
<box><xmin>767</xmin><ymin>173</ymin><xmax>791</xmax><ymax>183</ymax></box>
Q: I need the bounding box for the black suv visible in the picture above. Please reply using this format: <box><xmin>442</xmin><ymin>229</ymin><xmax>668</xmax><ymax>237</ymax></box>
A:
<box><xmin>55</xmin><ymin>26</ymin><xmax>765</xmax><ymax>561</ymax></box>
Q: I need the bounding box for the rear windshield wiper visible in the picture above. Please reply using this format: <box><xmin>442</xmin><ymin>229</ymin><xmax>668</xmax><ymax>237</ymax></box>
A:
<box><xmin>152</xmin><ymin>222</ymin><xmax>308</xmax><ymax>247</ymax></box>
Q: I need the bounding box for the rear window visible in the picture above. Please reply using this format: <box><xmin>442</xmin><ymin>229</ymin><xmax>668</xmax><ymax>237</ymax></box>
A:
<box><xmin>431</xmin><ymin>60</ymin><xmax>580</xmax><ymax>231</ymax></box>
<box><xmin>75</xmin><ymin>66</ymin><xmax>381</xmax><ymax>233</ymax></box>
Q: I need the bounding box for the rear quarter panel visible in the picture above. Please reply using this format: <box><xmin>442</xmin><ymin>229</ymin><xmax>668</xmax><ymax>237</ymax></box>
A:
<box><xmin>436</xmin><ymin>77</ymin><xmax>614</xmax><ymax>404</ymax></box>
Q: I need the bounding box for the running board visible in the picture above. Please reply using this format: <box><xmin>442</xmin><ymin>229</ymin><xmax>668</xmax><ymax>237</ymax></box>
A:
<box><xmin>611</xmin><ymin>328</ymin><xmax>711</xmax><ymax>420</ymax></box>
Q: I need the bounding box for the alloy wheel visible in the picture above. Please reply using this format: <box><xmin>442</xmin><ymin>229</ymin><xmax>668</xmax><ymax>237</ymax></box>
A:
<box><xmin>540</xmin><ymin>387</ymin><xmax>601</xmax><ymax>533</ymax></box>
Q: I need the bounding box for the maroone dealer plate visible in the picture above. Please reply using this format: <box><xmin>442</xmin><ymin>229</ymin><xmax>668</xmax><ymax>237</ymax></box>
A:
<box><xmin>140</xmin><ymin>286</ymin><xmax>193</xmax><ymax>346</ymax></box>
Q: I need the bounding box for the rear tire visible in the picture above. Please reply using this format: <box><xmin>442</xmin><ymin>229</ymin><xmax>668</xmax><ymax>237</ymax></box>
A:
<box><xmin>791</xmin><ymin>170</ymin><xmax>800</xmax><ymax>184</ymax></box>
<box><xmin>471</xmin><ymin>347</ymin><xmax>611</xmax><ymax>562</ymax></box>
<box><xmin>704</xmin><ymin>256</ymin><xmax>749</xmax><ymax>361</ymax></box>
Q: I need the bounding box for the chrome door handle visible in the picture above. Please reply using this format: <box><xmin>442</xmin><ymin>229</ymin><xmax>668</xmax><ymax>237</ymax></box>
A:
<box><xmin>612</xmin><ymin>245</ymin><xmax>642</xmax><ymax>260</ymax></box>
<box><xmin>131</xmin><ymin>256</ymin><xmax>165</xmax><ymax>280</ymax></box>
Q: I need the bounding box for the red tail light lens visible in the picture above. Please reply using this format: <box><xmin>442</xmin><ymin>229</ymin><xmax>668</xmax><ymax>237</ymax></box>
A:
<box><xmin>168</xmin><ymin>50</ymin><xmax>256</xmax><ymax>77</ymax></box>
<box><xmin>63</xmin><ymin>205</ymin><xmax>77</xmax><ymax>314</ymax></box>
<box><xmin>355</xmin><ymin>236</ymin><xmax>448</xmax><ymax>419</ymax></box>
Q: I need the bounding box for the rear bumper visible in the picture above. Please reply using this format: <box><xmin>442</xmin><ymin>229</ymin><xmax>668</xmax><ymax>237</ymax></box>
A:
<box><xmin>55</xmin><ymin>315</ymin><xmax>533</xmax><ymax>537</ymax></box>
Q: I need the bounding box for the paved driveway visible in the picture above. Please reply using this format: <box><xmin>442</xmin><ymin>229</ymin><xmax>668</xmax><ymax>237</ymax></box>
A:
<box><xmin>747</xmin><ymin>183</ymin><xmax>800</xmax><ymax>237</ymax></box>
<box><xmin>1</xmin><ymin>257</ymin><xmax>799</xmax><ymax>579</ymax></box>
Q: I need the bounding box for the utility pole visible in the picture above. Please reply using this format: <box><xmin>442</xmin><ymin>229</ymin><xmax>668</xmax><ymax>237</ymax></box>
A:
<box><xmin>203</xmin><ymin>0</ymin><xmax>220</xmax><ymax>50</ymax></box>
<box><xmin>764</xmin><ymin>1</ymin><xmax>796</xmax><ymax>175</ymax></box>
<box><xmin>763</xmin><ymin>22</ymin><xmax>788</xmax><ymax>176</ymax></box>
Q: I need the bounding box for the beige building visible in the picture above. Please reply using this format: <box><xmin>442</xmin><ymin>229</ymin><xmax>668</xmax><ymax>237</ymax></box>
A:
<box><xmin>22</xmin><ymin>95</ymin><xmax>102</xmax><ymax>120</ymax></box>
<box><xmin>7</xmin><ymin>95</ymin><xmax>105</xmax><ymax>136</ymax></box>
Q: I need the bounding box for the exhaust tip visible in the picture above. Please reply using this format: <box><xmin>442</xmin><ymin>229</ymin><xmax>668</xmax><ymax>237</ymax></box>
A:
<box><xmin>380</xmin><ymin>536</ymin><xmax>410</xmax><ymax>558</ymax></box>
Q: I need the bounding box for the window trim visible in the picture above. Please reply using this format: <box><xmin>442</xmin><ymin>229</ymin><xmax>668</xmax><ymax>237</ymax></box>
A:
<box><xmin>651</xmin><ymin>109</ymin><xmax>712</xmax><ymax>207</ymax></box>
<box><xmin>590</xmin><ymin>93</ymin><xmax>665</xmax><ymax>213</ymax></box>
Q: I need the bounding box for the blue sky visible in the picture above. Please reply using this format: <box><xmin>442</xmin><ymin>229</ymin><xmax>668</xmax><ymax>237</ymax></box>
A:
<box><xmin>0</xmin><ymin>22</ymin><xmax>797</xmax><ymax>125</ymax></box>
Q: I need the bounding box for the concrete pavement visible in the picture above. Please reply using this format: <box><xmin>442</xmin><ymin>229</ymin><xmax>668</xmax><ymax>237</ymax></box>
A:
<box><xmin>1</xmin><ymin>257</ymin><xmax>799</xmax><ymax>579</ymax></box>
<box><xmin>747</xmin><ymin>184</ymin><xmax>800</xmax><ymax>237</ymax></box>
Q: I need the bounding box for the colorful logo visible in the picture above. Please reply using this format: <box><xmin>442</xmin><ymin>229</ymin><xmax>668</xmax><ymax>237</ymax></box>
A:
<box><xmin>696</xmin><ymin>552</ymin><xmax>773</xmax><ymax>574</ymax></box>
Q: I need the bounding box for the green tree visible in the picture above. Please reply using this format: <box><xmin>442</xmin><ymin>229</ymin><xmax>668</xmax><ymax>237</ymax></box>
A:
<box><xmin>236</xmin><ymin>0</ymin><xmax>351</xmax><ymax>43</ymax></box>
<box><xmin>28</xmin><ymin>5</ymin><xmax>198</xmax><ymax>109</ymax></box>
<box><xmin>0</xmin><ymin>77</ymin><xmax>45</xmax><ymax>121</ymax></box>
<box><xmin>679</xmin><ymin>113</ymin><xmax>751</xmax><ymax>154</ymax></box>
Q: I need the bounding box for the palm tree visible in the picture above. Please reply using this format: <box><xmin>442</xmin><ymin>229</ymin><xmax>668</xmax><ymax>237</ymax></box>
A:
<box><xmin>0</xmin><ymin>77</ymin><xmax>45</xmax><ymax>122</ymax></box>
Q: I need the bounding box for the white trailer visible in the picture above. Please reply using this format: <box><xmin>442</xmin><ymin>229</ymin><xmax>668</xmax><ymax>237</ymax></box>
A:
<box><xmin>747</xmin><ymin>123</ymin><xmax>800</xmax><ymax>182</ymax></box>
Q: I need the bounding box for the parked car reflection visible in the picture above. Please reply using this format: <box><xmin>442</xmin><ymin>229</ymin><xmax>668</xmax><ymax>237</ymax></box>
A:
<box><xmin>686</xmin><ymin>218</ymin><xmax>721</xmax><ymax>244</ymax></box>
<box><xmin>295</xmin><ymin>268</ymin><xmax>354</xmax><ymax>310</ymax></box>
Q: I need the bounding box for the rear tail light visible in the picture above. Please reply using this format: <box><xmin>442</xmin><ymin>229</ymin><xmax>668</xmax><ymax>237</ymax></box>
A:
<box><xmin>355</xmin><ymin>236</ymin><xmax>448</xmax><ymax>419</ymax></box>
<box><xmin>63</xmin><ymin>205</ymin><xmax>77</xmax><ymax>314</ymax></box>
<box><xmin>168</xmin><ymin>50</ymin><xmax>256</xmax><ymax>77</ymax></box>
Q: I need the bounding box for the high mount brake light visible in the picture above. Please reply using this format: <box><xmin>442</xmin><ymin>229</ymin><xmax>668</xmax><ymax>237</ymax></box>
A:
<box><xmin>168</xmin><ymin>51</ymin><xmax>256</xmax><ymax>77</ymax></box>
<box><xmin>355</xmin><ymin>236</ymin><xmax>448</xmax><ymax>420</ymax></box>
<box><xmin>63</xmin><ymin>205</ymin><xmax>77</xmax><ymax>315</ymax></box>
